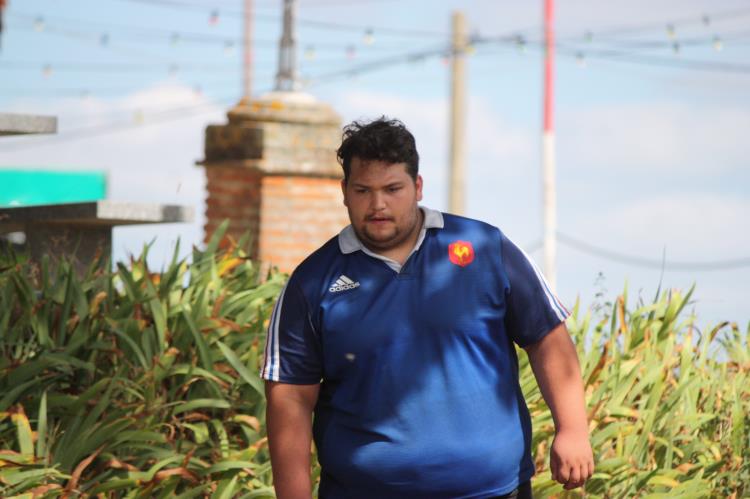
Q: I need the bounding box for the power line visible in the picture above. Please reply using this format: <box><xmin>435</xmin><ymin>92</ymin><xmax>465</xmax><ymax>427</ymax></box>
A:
<box><xmin>557</xmin><ymin>232</ymin><xmax>750</xmax><ymax>271</ymax></box>
<box><xmin>114</xmin><ymin>0</ymin><xmax>449</xmax><ymax>38</ymax></box>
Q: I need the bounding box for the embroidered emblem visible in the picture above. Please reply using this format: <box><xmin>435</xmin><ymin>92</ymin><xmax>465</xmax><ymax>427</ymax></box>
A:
<box><xmin>448</xmin><ymin>240</ymin><xmax>474</xmax><ymax>267</ymax></box>
<box><xmin>329</xmin><ymin>274</ymin><xmax>361</xmax><ymax>292</ymax></box>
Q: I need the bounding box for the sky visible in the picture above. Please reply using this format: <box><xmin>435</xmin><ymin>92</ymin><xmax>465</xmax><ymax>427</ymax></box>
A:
<box><xmin>1</xmin><ymin>0</ymin><xmax>749</xmax><ymax>328</ymax></box>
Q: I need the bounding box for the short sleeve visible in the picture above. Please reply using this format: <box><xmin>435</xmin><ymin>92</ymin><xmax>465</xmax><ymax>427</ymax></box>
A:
<box><xmin>501</xmin><ymin>233</ymin><xmax>570</xmax><ymax>347</ymax></box>
<box><xmin>260</xmin><ymin>276</ymin><xmax>322</xmax><ymax>384</ymax></box>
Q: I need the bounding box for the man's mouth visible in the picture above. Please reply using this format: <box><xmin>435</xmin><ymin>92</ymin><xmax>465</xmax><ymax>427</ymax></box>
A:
<box><xmin>366</xmin><ymin>216</ymin><xmax>393</xmax><ymax>224</ymax></box>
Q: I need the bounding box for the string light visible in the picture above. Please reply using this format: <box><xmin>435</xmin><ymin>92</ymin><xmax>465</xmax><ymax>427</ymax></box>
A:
<box><xmin>514</xmin><ymin>34</ymin><xmax>526</xmax><ymax>53</ymax></box>
<box><xmin>583</xmin><ymin>30</ymin><xmax>593</xmax><ymax>43</ymax></box>
<box><xmin>223</xmin><ymin>39</ymin><xmax>235</xmax><ymax>54</ymax></box>
<box><xmin>712</xmin><ymin>35</ymin><xmax>723</xmax><ymax>51</ymax></box>
<box><xmin>42</xmin><ymin>64</ymin><xmax>52</xmax><ymax>78</ymax></box>
<box><xmin>576</xmin><ymin>51</ymin><xmax>586</xmax><ymax>67</ymax></box>
<box><xmin>304</xmin><ymin>45</ymin><xmax>316</xmax><ymax>60</ymax></box>
<box><xmin>209</xmin><ymin>9</ymin><xmax>219</xmax><ymax>26</ymax></box>
<box><xmin>666</xmin><ymin>23</ymin><xmax>676</xmax><ymax>39</ymax></box>
<box><xmin>363</xmin><ymin>28</ymin><xmax>374</xmax><ymax>46</ymax></box>
<box><xmin>99</xmin><ymin>33</ymin><xmax>110</xmax><ymax>46</ymax></box>
<box><xmin>170</xmin><ymin>32</ymin><xmax>180</xmax><ymax>46</ymax></box>
<box><xmin>133</xmin><ymin>109</ymin><xmax>145</xmax><ymax>124</ymax></box>
<box><xmin>34</xmin><ymin>16</ymin><xmax>45</xmax><ymax>32</ymax></box>
<box><xmin>672</xmin><ymin>41</ymin><xmax>680</xmax><ymax>55</ymax></box>
<box><xmin>702</xmin><ymin>14</ymin><xmax>711</xmax><ymax>26</ymax></box>
<box><xmin>346</xmin><ymin>44</ymin><xmax>356</xmax><ymax>60</ymax></box>
<box><xmin>168</xmin><ymin>63</ymin><xmax>179</xmax><ymax>76</ymax></box>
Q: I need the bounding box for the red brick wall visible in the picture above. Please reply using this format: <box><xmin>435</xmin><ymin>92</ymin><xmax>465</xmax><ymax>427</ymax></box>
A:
<box><xmin>203</xmin><ymin>166</ymin><xmax>262</xmax><ymax>257</ymax></box>
<box><xmin>259</xmin><ymin>175</ymin><xmax>349</xmax><ymax>273</ymax></box>
<box><xmin>204</xmin><ymin>168</ymin><xmax>350</xmax><ymax>273</ymax></box>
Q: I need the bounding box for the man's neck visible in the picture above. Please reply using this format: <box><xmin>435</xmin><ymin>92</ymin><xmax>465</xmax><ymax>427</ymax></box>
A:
<box><xmin>367</xmin><ymin>208</ymin><xmax>424</xmax><ymax>265</ymax></box>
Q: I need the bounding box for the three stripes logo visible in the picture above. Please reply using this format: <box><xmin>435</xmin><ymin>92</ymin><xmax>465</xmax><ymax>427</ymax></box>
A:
<box><xmin>329</xmin><ymin>274</ymin><xmax>360</xmax><ymax>293</ymax></box>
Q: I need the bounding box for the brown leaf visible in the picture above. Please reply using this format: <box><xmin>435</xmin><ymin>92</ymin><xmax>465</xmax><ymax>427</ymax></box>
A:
<box><xmin>234</xmin><ymin>415</ymin><xmax>261</xmax><ymax>432</ymax></box>
<box><xmin>63</xmin><ymin>445</ymin><xmax>104</xmax><ymax>497</ymax></box>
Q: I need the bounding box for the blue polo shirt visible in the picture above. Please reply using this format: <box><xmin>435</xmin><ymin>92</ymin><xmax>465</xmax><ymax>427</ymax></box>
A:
<box><xmin>261</xmin><ymin>207</ymin><xmax>568</xmax><ymax>499</ymax></box>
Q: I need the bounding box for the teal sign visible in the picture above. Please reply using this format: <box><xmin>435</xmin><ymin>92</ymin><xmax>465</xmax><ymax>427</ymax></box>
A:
<box><xmin>0</xmin><ymin>169</ymin><xmax>107</xmax><ymax>207</ymax></box>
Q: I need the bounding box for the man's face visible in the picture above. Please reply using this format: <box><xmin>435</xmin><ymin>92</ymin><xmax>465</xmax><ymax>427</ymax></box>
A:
<box><xmin>342</xmin><ymin>157</ymin><xmax>423</xmax><ymax>254</ymax></box>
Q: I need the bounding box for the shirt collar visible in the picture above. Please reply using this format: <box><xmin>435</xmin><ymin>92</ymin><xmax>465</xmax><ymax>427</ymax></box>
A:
<box><xmin>338</xmin><ymin>206</ymin><xmax>444</xmax><ymax>255</ymax></box>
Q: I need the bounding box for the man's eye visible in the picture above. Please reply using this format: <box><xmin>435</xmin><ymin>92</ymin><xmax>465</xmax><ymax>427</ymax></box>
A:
<box><xmin>388</xmin><ymin>186</ymin><xmax>401</xmax><ymax>192</ymax></box>
<box><xmin>355</xmin><ymin>189</ymin><xmax>367</xmax><ymax>194</ymax></box>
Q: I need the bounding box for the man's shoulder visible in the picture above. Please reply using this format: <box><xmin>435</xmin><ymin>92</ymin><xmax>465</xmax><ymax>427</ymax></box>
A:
<box><xmin>439</xmin><ymin>212</ymin><xmax>504</xmax><ymax>238</ymax></box>
<box><xmin>292</xmin><ymin>234</ymin><xmax>343</xmax><ymax>280</ymax></box>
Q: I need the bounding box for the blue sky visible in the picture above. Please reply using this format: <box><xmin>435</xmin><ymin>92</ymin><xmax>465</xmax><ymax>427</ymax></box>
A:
<box><xmin>1</xmin><ymin>0</ymin><xmax>749</xmax><ymax>327</ymax></box>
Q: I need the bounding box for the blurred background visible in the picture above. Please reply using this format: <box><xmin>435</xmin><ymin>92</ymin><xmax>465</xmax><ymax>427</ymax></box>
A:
<box><xmin>1</xmin><ymin>0</ymin><xmax>748</xmax><ymax>326</ymax></box>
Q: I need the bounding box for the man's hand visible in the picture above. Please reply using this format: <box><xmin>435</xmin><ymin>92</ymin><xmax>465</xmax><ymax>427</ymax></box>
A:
<box><xmin>550</xmin><ymin>429</ymin><xmax>594</xmax><ymax>489</ymax></box>
<box><xmin>524</xmin><ymin>323</ymin><xmax>595</xmax><ymax>490</ymax></box>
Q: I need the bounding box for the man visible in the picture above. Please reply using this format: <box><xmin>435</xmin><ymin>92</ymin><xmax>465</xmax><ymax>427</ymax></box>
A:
<box><xmin>262</xmin><ymin>117</ymin><xmax>593</xmax><ymax>499</ymax></box>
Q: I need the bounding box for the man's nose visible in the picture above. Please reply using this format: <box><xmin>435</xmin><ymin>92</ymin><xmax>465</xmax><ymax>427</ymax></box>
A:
<box><xmin>370</xmin><ymin>191</ymin><xmax>386</xmax><ymax>210</ymax></box>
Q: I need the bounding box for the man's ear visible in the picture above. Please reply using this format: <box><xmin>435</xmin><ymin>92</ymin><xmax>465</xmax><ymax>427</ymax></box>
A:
<box><xmin>341</xmin><ymin>178</ymin><xmax>348</xmax><ymax>207</ymax></box>
<box><xmin>415</xmin><ymin>174</ymin><xmax>424</xmax><ymax>202</ymax></box>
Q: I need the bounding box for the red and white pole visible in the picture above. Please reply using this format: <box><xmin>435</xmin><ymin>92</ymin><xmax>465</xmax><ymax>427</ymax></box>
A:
<box><xmin>542</xmin><ymin>0</ymin><xmax>557</xmax><ymax>290</ymax></box>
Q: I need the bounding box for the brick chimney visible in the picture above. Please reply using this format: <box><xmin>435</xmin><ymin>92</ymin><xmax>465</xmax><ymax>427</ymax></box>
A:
<box><xmin>199</xmin><ymin>92</ymin><xmax>349</xmax><ymax>273</ymax></box>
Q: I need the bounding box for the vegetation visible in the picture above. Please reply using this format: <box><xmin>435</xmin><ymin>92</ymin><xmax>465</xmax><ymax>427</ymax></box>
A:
<box><xmin>525</xmin><ymin>287</ymin><xmax>750</xmax><ymax>498</ymax></box>
<box><xmin>1</xmin><ymin>228</ymin><xmax>748</xmax><ymax>497</ymax></box>
<box><xmin>0</xmin><ymin>225</ymin><xmax>283</xmax><ymax>497</ymax></box>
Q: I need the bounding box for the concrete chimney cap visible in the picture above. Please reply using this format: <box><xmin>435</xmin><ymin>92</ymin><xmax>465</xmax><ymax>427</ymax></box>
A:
<box><xmin>227</xmin><ymin>91</ymin><xmax>341</xmax><ymax>126</ymax></box>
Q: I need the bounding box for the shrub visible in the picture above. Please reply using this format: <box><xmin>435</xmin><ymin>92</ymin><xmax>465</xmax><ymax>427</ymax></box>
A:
<box><xmin>0</xmin><ymin>224</ymin><xmax>283</xmax><ymax>497</ymax></box>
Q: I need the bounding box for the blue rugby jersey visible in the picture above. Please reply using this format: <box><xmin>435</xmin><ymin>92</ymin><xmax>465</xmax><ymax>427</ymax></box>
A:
<box><xmin>261</xmin><ymin>208</ymin><xmax>568</xmax><ymax>499</ymax></box>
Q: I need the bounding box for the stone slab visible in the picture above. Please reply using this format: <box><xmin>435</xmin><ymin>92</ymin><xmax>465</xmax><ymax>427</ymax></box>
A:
<box><xmin>0</xmin><ymin>113</ymin><xmax>58</xmax><ymax>136</ymax></box>
<box><xmin>0</xmin><ymin>201</ymin><xmax>194</xmax><ymax>233</ymax></box>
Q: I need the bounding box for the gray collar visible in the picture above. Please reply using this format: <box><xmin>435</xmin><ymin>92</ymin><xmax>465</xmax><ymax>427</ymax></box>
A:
<box><xmin>338</xmin><ymin>206</ymin><xmax>444</xmax><ymax>255</ymax></box>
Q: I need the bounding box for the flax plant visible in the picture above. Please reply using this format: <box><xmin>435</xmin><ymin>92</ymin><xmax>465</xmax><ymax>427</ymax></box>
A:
<box><xmin>0</xmin><ymin>223</ymin><xmax>283</xmax><ymax>498</ymax></box>
<box><xmin>523</xmin><ymin>287</ymin><xmax>750</xmax><ymax>498</ymax></box>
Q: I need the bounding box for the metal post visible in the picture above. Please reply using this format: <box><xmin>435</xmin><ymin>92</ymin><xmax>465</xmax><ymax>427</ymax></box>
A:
<box><xmin>448</xmin><ymin>11</ymin><xmax>467</xmax><ymax>215</ymax></box>
<box><xmin>275</xmin><ymin>0</ymin><xmax>299</xmax><ymax>92</ymax></box>
<box><xmin>542</xmin><ymin>0</ymin><xmax>557</xmax><ymax>290</ymax></box>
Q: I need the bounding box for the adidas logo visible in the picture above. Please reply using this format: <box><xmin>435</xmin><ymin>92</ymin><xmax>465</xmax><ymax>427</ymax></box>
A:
<box><xmin>329</xmin><ymin>274</ymin><xmax>361</xmax><ymax>293</ymax></box>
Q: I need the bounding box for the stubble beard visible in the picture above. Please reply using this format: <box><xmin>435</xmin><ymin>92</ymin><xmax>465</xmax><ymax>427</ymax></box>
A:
<box><xmin>356</xmin><ymin>206</ymin><xmax>423</xmax><ymax>254</ymax></box>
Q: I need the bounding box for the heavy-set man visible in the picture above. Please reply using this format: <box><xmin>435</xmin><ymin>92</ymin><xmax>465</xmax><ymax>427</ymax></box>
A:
<box><xmin>261</xmin><ymin>117</ymin><xmax>593</xmax><ymax>499</ymax></box>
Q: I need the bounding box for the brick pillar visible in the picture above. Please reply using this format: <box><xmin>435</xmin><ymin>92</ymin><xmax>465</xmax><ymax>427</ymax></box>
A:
<box><xmin>199</xmin><ymin>92</ymin><xmax>350</xmax><ymax>273</ymax></box>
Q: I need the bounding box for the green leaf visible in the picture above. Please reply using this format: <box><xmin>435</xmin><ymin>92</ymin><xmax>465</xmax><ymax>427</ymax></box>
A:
<box><xmin>216</xmin><ymin>340</ymin><xmax>265</xmax><ymax>397</ymax></box>
<box><xmin>173</xmin><ymin>398</ymin><xmax>230</xmax><ymax>415</ymax></box>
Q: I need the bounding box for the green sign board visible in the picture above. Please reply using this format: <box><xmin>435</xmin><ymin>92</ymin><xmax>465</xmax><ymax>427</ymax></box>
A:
<box><xmin>0</xmin><ymin>169</ymin><xmax>107</xmax><ymax>207</ymax></box>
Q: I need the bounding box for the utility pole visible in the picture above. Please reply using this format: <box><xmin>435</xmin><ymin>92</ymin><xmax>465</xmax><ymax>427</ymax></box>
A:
<box><xmin>448</xmin><ymin>11</ymin><xmax>467</xmax><ymax>215</ymax></box>
<box><xmin>275</xmin><ymin>0</ymin><xmax>299</xmax><ymax>92</ymax></box>
<box><xmin>542</xmin><ymin>0</ymin><xmax>557</xmax><ymax>290</ymax></box>
<box><xmin>242</xmin><ymin>0</ymin><xmax>253</xmax><ymax>101</ymax></box>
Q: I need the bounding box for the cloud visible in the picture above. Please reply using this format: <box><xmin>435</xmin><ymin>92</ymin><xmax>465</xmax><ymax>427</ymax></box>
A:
<box><xmin>571</xmin><ymin>193</ymin><xmax>750</xmax><ymax>260</ymax></box>
<box><xmin>0</xmin><ymin>81</ymin><xmax>227</xmax><ymax>265</ymax></box>
<box><xmin>558</xmin><ymin>102</ymin><xmax>750</xmax><ymax>174</ymax></box>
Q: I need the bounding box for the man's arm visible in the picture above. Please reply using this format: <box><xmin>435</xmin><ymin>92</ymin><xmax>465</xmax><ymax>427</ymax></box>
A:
<box><xmin>266</xmin><ymin>381</ymin><xmax>320</xmax><ymax>499</ymax></box>
<box><xmin>524</xmin><ymin>322</ymin><xmax>594</xmax><ymax>490</ymax></box>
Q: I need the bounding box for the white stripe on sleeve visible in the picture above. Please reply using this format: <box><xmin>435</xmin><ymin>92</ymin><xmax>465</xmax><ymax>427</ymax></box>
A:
<box><xmin>517</xmin><ymin>246</ymin><xmax>568</xmax><ymax>321</ymax></box>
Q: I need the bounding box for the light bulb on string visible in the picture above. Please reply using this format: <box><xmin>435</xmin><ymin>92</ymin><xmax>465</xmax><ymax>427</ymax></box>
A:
<box><xmin>42</xmin><ymin>64</ymin><xmax>52</xmax><ymax>78</ymax></box>
<box><xmin>514</xmin><ymin>34</ymin><xmax>526</xmax><ymax>53</ymax></box>
<box><xmin>363</xmin><ymin>28</ymin><xmax>374</xmax><ymax>46</ymax></box>
<box><xmin>712</xmin><ymin>35</ymin><xmax>723</xmax><ymax>51</ymax></box>
<box><xmin>80</xmin><ymin>89</ymin><xmax>91</xmax><ymax>100</ymax></box>
<box><xmin>99</xmin><ymin>33</ymin><xmax>109</xmax><ymax>47</ymax></box>
<box><xmin>170</xmin><ymin>33</ymin><xmax>180</xmax><ymax>46</ymax></box>
<box><xmin>304</xmin><ymin>45</ymin><xmax>315</xmax><ymax>60</ymax></box>
<box><xmin>224</xmin><ymin>40</ymin><xmax>235</xmax><ymax>55</ymax></box>
<box><xmin>193</xmin><ymin>85</ymin><xmax>202</xmax><ymax>97</ymax></box>
<box><xmin>666</xmin><ymin>24</ymin><xmax>676</xmax><ymax>40</ymax></box>
<box><xmin>134</xmin><ymin>109</ymin><xmax>145</xmax><ymax>125</ymax></box>
<box><xmin>576</xmin><ymin>52</ymin><xmax>586</xmax><ymax>67</ymax></box>
<box><xmin>168</xmin><ymin>64</ymin><xmax>179</xmax><ymax>77</ymax></box>
<box><xmin>672</xmin><ymin>42</ymin><xmax>680</xmax><ymax>55</ymax></box>
<box><xmin>34</xmin><ymin>16</ymin><xmax>45</xmax><ymax>32</ymax></box>
<box><xmin>583</xmin><ymin>30</ymin><xmax>593</xmax><ymax>43</ymax></box>
<box><xmin>209</xmin><ymin>9</ymin><xmax>219</xmax><ymax>26</ymax></box>
<box><xmin>702</xmin><ymin>14</ymin><xmax>711</xmax><ymax>27</ymax></box>
<box><xmin>346</xmin><ymin>45</ymin><xmax>356</xmax><ymax>60</ymax></box>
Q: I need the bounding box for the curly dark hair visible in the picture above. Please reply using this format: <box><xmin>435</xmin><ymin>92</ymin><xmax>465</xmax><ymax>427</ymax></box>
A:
<box><xmin>336</xmin><ymin>117</ymin><xmax>419</xmax><ymax>182</ymax></box>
